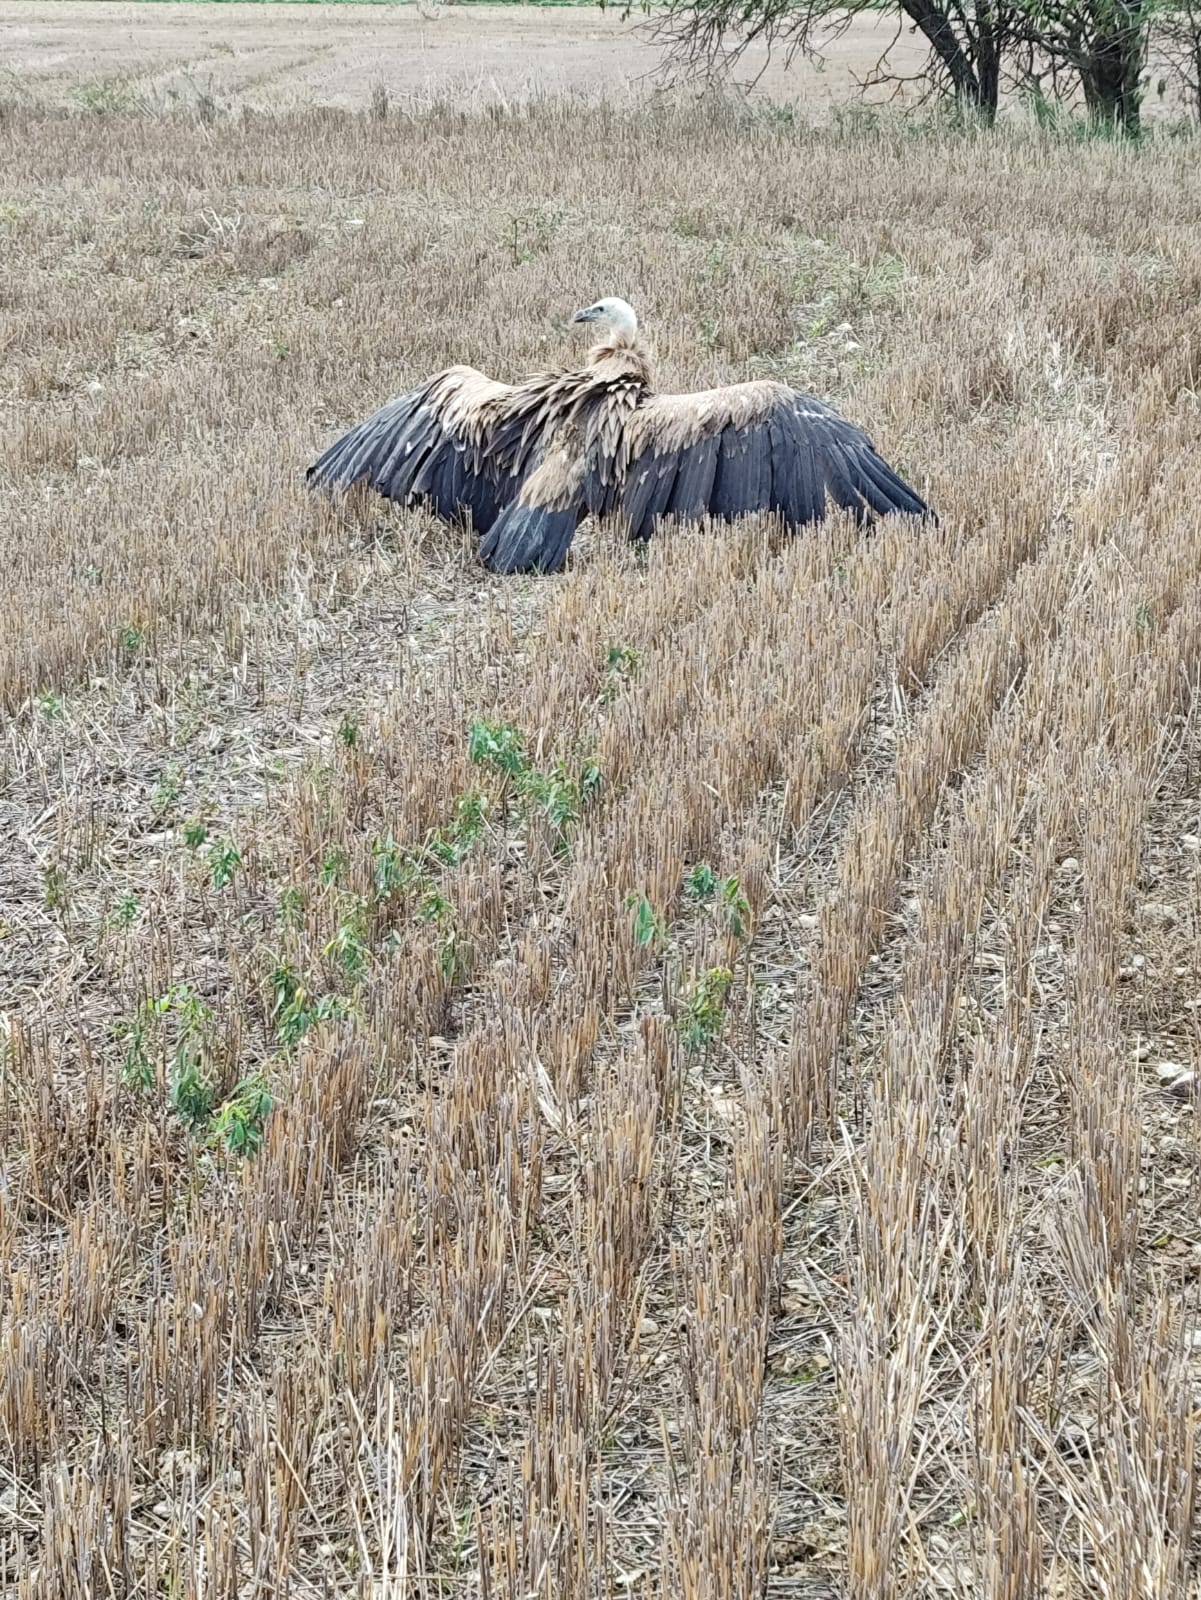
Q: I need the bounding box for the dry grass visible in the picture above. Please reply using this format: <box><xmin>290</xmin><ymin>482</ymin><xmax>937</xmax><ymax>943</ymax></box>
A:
<box><xmin>2</xmin><ymin>62</ymin><xmax>1201</xmax><ymax>1600</ymax></box>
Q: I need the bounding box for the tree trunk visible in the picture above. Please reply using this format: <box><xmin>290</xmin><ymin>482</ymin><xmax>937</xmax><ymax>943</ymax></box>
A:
<box><xmin>1080</xmin><ymin>0</ymin><xmax>1145</xmax><ymax>134</ymax></box>
<box><xmin>902</xmin><ymin>0</ymin><xmax>1000</xmax><ymax>120</ymax></box>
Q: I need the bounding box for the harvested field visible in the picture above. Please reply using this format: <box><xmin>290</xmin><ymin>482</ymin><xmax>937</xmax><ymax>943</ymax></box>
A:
<box><xmin>2</xmin><ymin>32</ymin><xmax>1201</xmax><ymax>1600</ymax></box>
<box><xmin>2</xmin><ymin>1</ymin><xmax>930</xmax><ymax>115</ymax></box>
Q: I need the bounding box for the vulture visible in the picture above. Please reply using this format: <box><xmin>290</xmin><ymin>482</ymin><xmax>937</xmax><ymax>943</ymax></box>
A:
<box><xmin>306</xmin><ymin>297</ymin><xmax>932</xmax><ymax>574</ymax></box>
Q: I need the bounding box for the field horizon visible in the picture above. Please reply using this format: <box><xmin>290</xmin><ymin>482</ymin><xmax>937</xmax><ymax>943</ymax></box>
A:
<box><xmin>2</xmin><ymin>21</ymin><xmax>1201</xmax><ymax>1598</ymax></box>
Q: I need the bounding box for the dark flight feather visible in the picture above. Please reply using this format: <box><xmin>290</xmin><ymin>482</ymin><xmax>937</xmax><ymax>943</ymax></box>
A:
<box><xmin>479</xmin><ymin>502</ymin><xmax>579</xmax><ymax>575</ymax></box>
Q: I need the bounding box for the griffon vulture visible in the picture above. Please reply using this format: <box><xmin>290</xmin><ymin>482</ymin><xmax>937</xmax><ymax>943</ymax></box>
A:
<box><xmin>306</xmin><ymin>297</ymin><xmax>932</xmax><ymax>574</ymax></box>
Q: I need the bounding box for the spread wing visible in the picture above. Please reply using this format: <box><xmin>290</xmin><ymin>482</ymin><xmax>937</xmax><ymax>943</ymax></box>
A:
<box><xmin>613</xmin><ymin>381</ymin><xmax>931</xmax><ymax>540</ymax></box>
<box><xmin>306</xmin><ymin>366</ymin><xmax>556</xmax><ymax>536</ymax></box>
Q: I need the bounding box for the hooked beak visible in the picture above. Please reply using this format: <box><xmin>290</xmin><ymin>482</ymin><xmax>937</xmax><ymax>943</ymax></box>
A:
<box><xmin>572</xmin><ymin>305</ymin><xmax>597</xmax><ymax>325</ymax></box>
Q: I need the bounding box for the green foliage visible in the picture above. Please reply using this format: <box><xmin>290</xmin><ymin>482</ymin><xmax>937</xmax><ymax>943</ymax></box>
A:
<box><xmin>678</xmin><ymin>966</ymin><xmax>734</xmax><ymax>1054</ymax></box>
<box><xmin>469</xmin><ymin>719</ymin><xmax>597</xmax><ymax>851</ymax></box>
<box><xmin>628</xmin><ymin>893</ymin><xmax>666</xmax><ymax>950</ymax></box>
<box><xmin>683</xmin><ymin>865</ymin><xmax>751</xmax><ymax>939</ymax></box>
<box><xmin>605</xmin><ymin>642</ymin><xmax>640</xmax><ymax>675</ymax></box>
<box><xmin>116</xmin><ymin>984</ymin><xmax>274</xmax><ymax>1157</ymax></box>
<box><xmin>209</xmin><ymin>838</ymin><xmax>241</xmax><ymax>890</ymax></box>
<box><xmin>213</xmin><ymin>1076</ymin><xmax>273</xmax><ymax>1156</ymax></box>
<box><xmin>277</xmin><ymin>884</ymin><xmax>306</xmax><ymax>930</ymax></box>
<box><xmin>42</xmin><ymin>862</ymin><xmax>68</xmax><ymax>913</ymax></box>
<box><xmin>117</xmin><ymin>984</ymin><xmax>223</xmax><ymax>1126</ymax></box>
<box><xmin>320</xmin><ymin>846</ymin><xmax>348</xmax><ymax>886</ymax></box>
<box><xmin>112</xmin><ymin>891</ymin><xmax>141</xmax><ymax>928</ymax></box>
<box><xmin>337</xmin><ymin>714</ymin><xmax>359</xmax><ymax>747</ymax></box>
<box><xmin>116</xmin><ymin>1015</ymin><xmax>153</xmax><ymax>1093</ymax></box>
<box><xmin>271</xmin><ymin>958</ymin><xmax>354</xmax><ymax>1047</ymax></box>
<box><xmin>183</xmin><ymin>817</ymin><xmax>208</xmax><ymax>850</ymax></box>
<box><xmin>425</xmin><ymin>788</ymin><xmax>489</xmax><ymax>866</ymax></box>
<box><xmin>684</xmin><ymin>863</ymin><xmax>719</xmax><ymax>901</ymax></box>
<box><xmin>151</xmin><ymin>763</ymin><xmax>184</xmax><ymax>814</ymax></box>
<box><xmin>718</xmin><ymin>875</ymin><xmax>750</xmax><ymax>940</ymax></box>
<box><xmin>171</xmin><ymin>1057</ymin><xmax>215</xmax><ymax>1128</ymax></box>
<box><xmin>468</xmin><ymin>718</ymin><xmax>528</xmax><ymax>778</ymax></box>
<box><xmin>372</xmin><ymin>833</ymin><xmax>418</xmax><ymax>900</ymax></box>
<box><xmin>325</xmin><ymin>897</ymin><xmax>369</xmax><ymax>979</ymax></box>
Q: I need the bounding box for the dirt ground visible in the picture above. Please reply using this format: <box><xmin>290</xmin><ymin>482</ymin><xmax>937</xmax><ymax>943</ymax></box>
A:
<box><xmin>2</xmin><ymin>2</ymin><xmax>930</xmax><ymax>114</ymax></box>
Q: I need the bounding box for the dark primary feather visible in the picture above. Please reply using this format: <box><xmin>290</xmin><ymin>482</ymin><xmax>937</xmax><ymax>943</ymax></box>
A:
<box><xmin>617</xmin><ymin>387</ymin><xmax>931</xmax><ymax>548</ymax></box>
<box><xmin>306</xmin><ymin>367</ymin><xmax>553</xmax><ymax>535</ymax></box>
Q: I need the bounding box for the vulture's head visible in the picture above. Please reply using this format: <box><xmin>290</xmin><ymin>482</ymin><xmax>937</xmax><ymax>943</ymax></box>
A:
<box><xmin>572</xmin><ymin>297</ymin><xmax>638</xmax><ymax>345</ymax></box>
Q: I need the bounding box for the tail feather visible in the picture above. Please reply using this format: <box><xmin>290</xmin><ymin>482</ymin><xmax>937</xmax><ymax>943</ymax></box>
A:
<box><xmin>479</xmin><ymin>502</ymin><xmax>580</xmax><ymax>574</ymax></box>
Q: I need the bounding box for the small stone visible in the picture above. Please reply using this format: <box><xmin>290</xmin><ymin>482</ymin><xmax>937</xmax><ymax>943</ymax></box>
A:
<box><xmin>1137</xmin><ymin>901</ymin><xmax>1177</xmax><ymax>927</ymax></box>
<box><xmin>1059</xmin><ymin>856</ymin><xmax>1080</xmax><ymax>873</ymax></box>
<box><xmin>1182</xmin><ymin>834</ymin><xmax>1200</xmax><ymax>852</ymax></box>
<box><xmin>637</xmin><ymin>1317</ymin><xmax>659</xmax><ymax>1337</ymax></box>
<box><xmin>797</xmin><ymin>913</ymin><xmax>819</xmax><ymax>930</ymax></box>
<box><xmin>1134</xmin><ymin>1041</ymin><xmax>1153</xmax><ymax>1062</ymax></box>
<box><xmin>1155</xmin><ymin>1061</ymin><xmax>1187</xmax><ymax>1081</ymax></box>
<box><xmin>1131</xmin><ymin>954</ymin><xmax>1146</xmax><ymax>969</ymax></box>
<box><xmin>160</xmin><ymin>1449</ymin><xmax>205</xmax><ymax>1483</ymax></box>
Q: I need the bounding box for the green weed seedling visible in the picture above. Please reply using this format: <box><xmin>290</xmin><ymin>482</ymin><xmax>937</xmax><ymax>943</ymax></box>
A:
<box><xmin>112</xmin><ymin>891</ymin><xmax>141</xmax><ymax>929</ymax></box>
<box><xmin>628</xmin><ymin>892</ymin><xmax>666</xmax><ymax>951</ymax></box>
<box><xmin>468</xmin><ymin>718</ymin><xmax>528</xmax><ymax>779</ymax></box>
<box><xmin>602</xmin><ymin>642</ymin><xmax>640</xmax><ymax>702</ymax></box>
<box><xmin>213</xmin><ymin>1076</ymin><xmax>272</xmax><ymax>1157</ymax></box>
<box><xmin>183</xmin><ymin>816</ymin><xmax>208</xmax><ymax>851</ymax></box>
<box><xmin>320</xmin><ymin>846</ymin><xmax>348</xmax><ymax>887</ymax></box>
<box><xmin>271</xmin><ymin>958</ymin><xmax>354</xmax><ymax>1048</ymax></box>
<box><xmin>469</xmin><ymin>719</ymin><xmax>598</xmax><ymax>852</ymax></box>
<box><xmin>684</xmin><ymin>863</ymin><xmax>719</xmax><ymax>902</ymax></box>
<box><xmin>683</xmin><ymin>865</ymin><xmax>750</xmax><ymax>941</ymax></box>
<box><xmin>209</xmin><ymin>838</ymin><xmax>241</xmax><ymax>890</ymax></box>
<box><xmin>679</xmin><ymin>966</ymin><xmax>734</xmax><ymax>1055</ymax></box>
<box><xmin>277</xmin><ymin>884</ymin><xmax>305</xmax><ymax>931</ymax></box>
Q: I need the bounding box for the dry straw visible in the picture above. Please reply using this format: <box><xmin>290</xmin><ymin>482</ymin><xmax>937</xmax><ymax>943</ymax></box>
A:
<box><xmin>1</xmin><ymin>82</ymin><xmax>1200</xmax><ymax>1599</ymax></box>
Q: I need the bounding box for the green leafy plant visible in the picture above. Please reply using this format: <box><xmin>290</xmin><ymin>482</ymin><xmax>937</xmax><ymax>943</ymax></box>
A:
<box><xmin>325</xmin><ymin>898</ymin><xmax>369</xmax><ymax>979</ymax></box>
<box><xmin>213</xmin><ymin>1075</ymin><xmax>273</xmax><ymax>1156</ymax></box>
<box><xmin>683</xmin><ymin>865</ymin><xmax>750</xmax><ymax>940</ymax></box>
<box><xmin>718</xmin><ymin>875</ymin><xmax>751</xmax><ymax>941</ymax></box>
<box><xmin>678</xmin><ymin>966</ymin><xmax>734</xmax><ymax>1054</ymax></box>
<box><xmin>684</xmin><ymin>863</ymin><xmax>719</xmax><ymax>901</ymax></box>
<box><xmin>209</xmin><ymin>838</ymin><xmax>241</xmax><ymax>890</ymax></box>
<box><xmin>320</xmin><ymin>847</ymin><xmax>348</xmax><ymax>887</ymax></box>
<box><xmin>151</xmin><ymin>764</ymin><xmax>184</xmax><ymax>814</ymax></box>
<box><xmin>628</xmin><ymin>893</ymin><xmax>666</xmax><ymax>950</ymax></box>
<box><xmin>277</xmin><ymin>884</ymin><xmax>305</xmax><ymax>930</ymax></box>
<box><xmin>112</xmin><ymin>891</ymin><xmax>141</xmax><ymax>928</ymax></box>
<box><xmin>468</xmin><ymin>718</ymin><xmax>528</xmax><ymax>778</ymax></box>
<box><xmin>602</xmin><ymin>642</ymin><xmax>640</xmax><ymax>701</ymax></box>
<box><xmin>183</xmin><ymin>817</ymin><xmax>208</xmax><ymax>850</ymax></box>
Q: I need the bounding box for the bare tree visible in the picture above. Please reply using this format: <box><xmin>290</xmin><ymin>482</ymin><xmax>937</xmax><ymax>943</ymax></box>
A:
<box><xmin>618</xmin><ymin>0</ymin><xmax>1153</xmax><ymax>133</ymax></box>
<box><xmin>614</xmin><ymin>0</ymin><xmax>1021</xmax><ymax>123</ymax></box>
